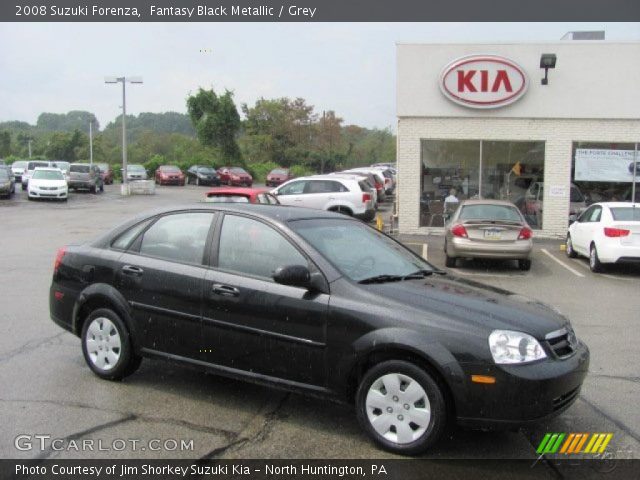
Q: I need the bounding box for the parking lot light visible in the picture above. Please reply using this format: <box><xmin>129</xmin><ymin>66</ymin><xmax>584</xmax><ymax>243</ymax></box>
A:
<box><xmin>104</xmin><ymin>76</ymin><xmax>143</xmax><ymax>195</ymax></box>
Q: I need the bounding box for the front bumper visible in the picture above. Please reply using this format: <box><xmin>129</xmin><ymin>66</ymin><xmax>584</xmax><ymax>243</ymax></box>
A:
<box><xmin>28</xmin><ymin>189</ymin><xmax>68</xmax><ymax>199</ymax></box>
<box><xmin>448</xmin><ymin>237</ymin><xmax>532</xmax><ymax>260</ymax></box>
<box><xmin>455</xmin><ymin>341</ymin><xmax>589</xmax><ymax>429</ymax></box>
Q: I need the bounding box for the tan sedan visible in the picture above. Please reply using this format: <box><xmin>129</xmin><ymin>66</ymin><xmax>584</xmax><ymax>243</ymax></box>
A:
<box><xmin>444</xmin><ymin>199</ymin><xmax>534</xmax><ymax>270</ymax></box>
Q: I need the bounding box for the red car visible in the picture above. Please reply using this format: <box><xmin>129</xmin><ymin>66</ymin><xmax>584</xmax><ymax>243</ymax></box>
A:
<box><xmin>265</xmin><ymin>168</ymin><xmax>293</xmax><ymax>187</ymax></box>
<box><xmin>204</xmin><ymin>187</ymin><xmax>279</xmax><ymax>204</ymax></box>
<box><xmin>217</xmin><ymin>167</ymin><xmax>253</xmax><ymax>186</ymax></box>
<box><xmin>155</xmin><ymin>165</ymin><xmax>185</xmax><ymax>186</ymax></box>
<box><xmin>96</xmin><ymin>163</ymin><xmax>114</xmax><ymax>185</ymax></box>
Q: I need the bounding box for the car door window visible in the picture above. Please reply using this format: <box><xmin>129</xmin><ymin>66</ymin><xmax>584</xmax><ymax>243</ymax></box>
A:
<box><xmin>577</xmin><ymin>207</ymin><xmax>593</xmax><ymax>223</ymax></box>
<box><xmin>278</xmin><ymin>180</ymin><xmax>306</xmax><ymax>195</ymax></box>
<box><xmin>217</xmin><ymin>215</ymin><xmax>307</xmax><ymax>279</ymax></box>
<box><xmin>588</xmin><ymin>206</ymin><xmax>602</xmax><ymax>223</ymax></box>
<box><xmin>304</xmin><ymin>180</ymin><xmax>347</xmax><ymax>194</ymax></box>
<box><xmin>111</xmin><ymin>219</ymin><xmax>154</xmax><ymax>250</ymax></box>
<box><xmin>139</xmin><ymin>212</ymin><xmax>214</xmax><ymax>264</ymax></box>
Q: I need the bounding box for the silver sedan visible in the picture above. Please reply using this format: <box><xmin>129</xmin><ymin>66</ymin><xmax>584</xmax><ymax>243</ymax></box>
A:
<box><xmin>444</xmin><ymin>199</ymin><xmax>534</xmax><ymax>270</ymax></box>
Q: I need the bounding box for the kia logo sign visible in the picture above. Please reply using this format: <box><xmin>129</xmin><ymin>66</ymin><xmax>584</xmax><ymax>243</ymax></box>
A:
<box><xmin>440</xmin><ymin>55</ymin><xmax>528</xmax><ymax>109</ymax></box>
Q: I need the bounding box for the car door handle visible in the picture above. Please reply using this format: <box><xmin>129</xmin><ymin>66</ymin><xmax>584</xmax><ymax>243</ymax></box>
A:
<box><xmin>212</xmin><ymin>284</ymin><xmax>240</xmax><ymax>297</ymax></box>
<box><xmin>122</xmin><ymin>265</ymin><xmax>144</xmax><ymax>276</ymax></box>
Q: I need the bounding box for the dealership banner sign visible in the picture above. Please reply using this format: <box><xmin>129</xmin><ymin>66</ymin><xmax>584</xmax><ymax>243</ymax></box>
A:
<box><xmin>574</xmin><ymin>149</ymin><xmax>639</xmax><ymax>182</ymax></box>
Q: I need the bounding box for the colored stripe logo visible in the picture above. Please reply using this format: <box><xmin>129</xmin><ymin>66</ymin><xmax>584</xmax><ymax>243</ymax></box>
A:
<box><xmin>536</xmin><ymin>433</ymin><xmax>613</xmax><ymax>455</ymax></box>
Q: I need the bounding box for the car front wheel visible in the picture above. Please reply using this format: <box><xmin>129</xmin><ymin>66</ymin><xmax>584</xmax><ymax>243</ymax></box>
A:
<box><xmin>81</xmin><ymin>308</ymin><xmax>141</xmax><ymax>381</ymax></box>
<box><xmin>356</xmin><ymin>360</ymin><xmax>446</xmax><ymax>455</ymax></box>
<box><xmin>566</xmin><ymin>235</ymin><xmax>577</xmax><ymax>258</ymax></box>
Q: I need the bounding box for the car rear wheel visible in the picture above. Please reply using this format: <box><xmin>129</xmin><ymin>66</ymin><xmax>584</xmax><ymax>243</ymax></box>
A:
<box><xmin>566</xmin><ymin>235</ymin><xmax>577</xmax><ymax>258</ymax></box>
<box><xmin>589</xmin><ymin>244</ymin><xmax>603</xmax><ymax>273</ymax></box>
<box><xmin>81</xmin><ymin>308</ymin><xmax>141</xmax><ymax>381</ymax></box>
<box><xmin>356</xmin><ymin>360</ymin><xmax>446</xmax><ymax>455</ymax></box>
<box><xmin>90</xmin><ymin>185</ymin><xmax>96</xmax><ymax>194</ymax></box>
<box><xmin>518</xmin><ymin>259</ymin><xmax>532</xmax><ymax>271</ymax></box>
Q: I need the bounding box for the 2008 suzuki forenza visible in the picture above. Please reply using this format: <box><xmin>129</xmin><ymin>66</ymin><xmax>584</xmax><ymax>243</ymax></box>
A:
<box><xmin>50</xmin><ymin>204</ymin><xmax>589</xmax><ymax>455</ymax></box>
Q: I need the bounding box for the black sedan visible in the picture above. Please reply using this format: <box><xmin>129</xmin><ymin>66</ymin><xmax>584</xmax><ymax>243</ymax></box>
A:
<box><xmin>186</xmin><ymin>165</ymin><xmax>221</xmax><ymax>186</ymax></box>
<box><xmin>49</xmin><ymin>204</ymin><xmax>589</xmax><ymax>455</ymax></box>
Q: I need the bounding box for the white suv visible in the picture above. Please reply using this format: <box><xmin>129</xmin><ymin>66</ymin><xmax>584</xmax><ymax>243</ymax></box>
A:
<box><xmin>272</xmin><ymin>175</ymin><xmax>375</xmax><ymax>221</ymax></box>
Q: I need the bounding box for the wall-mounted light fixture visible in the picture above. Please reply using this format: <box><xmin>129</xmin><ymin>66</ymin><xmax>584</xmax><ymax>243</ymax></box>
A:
<box><xmin>540</xmin><ymin>54</ymin><xmax>557</xmax><ymax>85</ymax></box>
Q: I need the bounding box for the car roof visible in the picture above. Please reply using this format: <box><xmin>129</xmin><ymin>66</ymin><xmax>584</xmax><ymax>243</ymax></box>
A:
<box><xmin>33</xmin><ymin>167</ymin><xmax>62</xmax><ymax>172</ymax></box>
<box><xmin>593</xmin><ymin>202</ymin><xmax>640</xmax><ymax>208</ymax></box>
<box><xmin>206</xmin><ymin>187</ymin><xmax>269</xmax><ymax>195</ymax></box>
<box><xmin>460</xmin><ymin>199</ymin><xmax>519</xmax><ymax>207</ymax></box>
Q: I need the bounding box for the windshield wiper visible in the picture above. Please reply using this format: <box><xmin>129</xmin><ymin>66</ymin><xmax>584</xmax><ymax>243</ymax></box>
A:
<box><xmin>358</xmin><ymin>274</ymin><xmax>405</xmax><ymax>284</ymax></box>
<box><xmin>402</xmin><ymin>268</ymin><xmax>446</xmax><ymax>279</ymax></box>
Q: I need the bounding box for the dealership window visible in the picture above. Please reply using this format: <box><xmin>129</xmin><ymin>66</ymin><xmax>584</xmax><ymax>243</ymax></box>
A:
<box><xmin>572</xmin><ymin>142</ymin><xmax>640</xmax><ymax>206</ymax></box>
<box><xmin>420</xmin><ymin>140</ymin><xmax>545</xmax><ymax>228</ymax></box>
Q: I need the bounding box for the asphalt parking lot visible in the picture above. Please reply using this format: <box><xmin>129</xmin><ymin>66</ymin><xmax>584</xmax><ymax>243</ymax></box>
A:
<box><xmin>1</xmin><ymin>185</ymin><xmax>638</xmax><ymax>471</ymax></box>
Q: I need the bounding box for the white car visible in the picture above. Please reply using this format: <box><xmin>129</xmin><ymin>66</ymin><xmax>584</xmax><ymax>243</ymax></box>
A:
<box><xmin>21</xmin><ymin>160</ymin><xmax>54</xmax><ymax>190</ymax></box>
<box><xmin>328</xmin><ymin>172</ymin><xmax>378</xmax><ymax>206</ymax></box>
<box><xmin>271</xmin><ymin>175</ymin><xmax>375</xmax><ymax>221</ymax></box>
<box><xmin>566</xmin><ymin>202</ymin><xmax>640</xmax><ymax>272</ymax></box>
<box><xmin>27</xmin><ymin>167</ymin><xmax>68</xmax><ymax>201</ymax></box>
<box><xmin>343</xmin><ymin>168</ymin><xmax>387</xmax><ymax>201</ymax></box>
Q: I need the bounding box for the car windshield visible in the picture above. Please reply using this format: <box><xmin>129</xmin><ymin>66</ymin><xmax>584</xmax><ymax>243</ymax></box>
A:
<box><xmin>0</xmin><ymin>170</ymin><xmax>10</xmax><ymax>180</ymax></box>
<box><xmin>459</xmin><ymin>204</ymin><xmax>522</xmax><ymax>222</ymax></box>
<box><xmin>161</xmin><ymin>166</ymin><xmax>180</xmax><ymax>172</ymax></box>
<box><xmin>33</xmin><ymin>170</ymin><xmax>64</xmax><ymax>180</ymax></box>
<box><xmin>12</xmin><ymin>161</ymin><xmax>27</xmax><ymax>169</ymax></box>
<box><xmin>231</xmin><ymin>168</ymin><xmax>248</xmax><ymax>174</ymax></box>
<box><xmin>205</xmin><ymin>194</ymin><xmax>250</xmax><ymax>203</ymax></box>
<box><xmin>290</xmin><ymin>218</ymin><xmax>436</xmax><ymax>282</ymax></box>
<box><xmin>198</xmin><ymin>167</ymin><xmax>215</xmax><ymax>173</ymax></box>
<box><xmin>128</xmin><ymin>165</ymin><xmax>145</xmax><ymax>172</ymax></box>
<box><xmin>53</xmin><ymin>162</ymin><xmax>69</xmax><ymax>170</ymax></box>
<box><xmin>271</xmin><ymin>169</ymin><xmax>287</xmax><ymax>175</ymax></box>
<box><xmin>610</xmin><ymin>207</ymin><xmax>640</xmax><ymax>221</ymax></box>
<box><xmin>70</xmin><ymin>164</ymin><xmax>90</xmax><ymax>173</ymax></box>
<box><xmin>97</xmin><ymin>164</ymin><xmax>109</xmax><ymax>172</ymax></box>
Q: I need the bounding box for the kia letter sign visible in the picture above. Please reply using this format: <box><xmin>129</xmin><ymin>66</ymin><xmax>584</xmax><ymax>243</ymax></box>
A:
<box><xmin>440</xmin><ymin>55</ymin><xmax>528</xmax><ymax>109</ymax></box>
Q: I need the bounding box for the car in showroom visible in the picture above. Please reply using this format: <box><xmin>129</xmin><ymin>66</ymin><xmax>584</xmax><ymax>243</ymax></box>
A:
<box><xmin>96</xmin><ymin>163</ymin><xmax>114</xmax><ymax>185</ymax></box>
<box><xmin>11</xmin><ymin>160</ymin><xmax>27</xmax><ymax>183</ymax></box>
<box><xmin>205</xmin><ymin>187</ymin><xmax>279</xmax><ymax>204</ymax></box>
<box><xmin>49</xmin><ymin>204</ymin><xmax>589</xmax><ymax>455</ymax></box>
<box><xmin>154</xmin><ymin>165</ymin><xmax>185</xmax><ymax>186</ymax></box>
<box><xmin>217</xmin><ymin>167</ymin><xmax>253</xmax><ymax>186</ymax></box>
<box><xmin>265</xmin><ymin>168</ymin><xmax>293</xmax><ymax>187</ymax></box>
<box><xmin>522</xmin><ymin>182</ymin><xmax>586</xmax><ymax>227</ymax></box>
<box><xmin>28</xmin><ymin>167</ymin><xmax>68</xmax><ymax>201</ymax></box>
<box><xmin>126</xmin><ymin>164</ymin><xmax>148</xmax><ymax>182</ymax></box>
<box><xmin>68</xmin><ymin>163</ymin><xmax>104</xmax><ymax>193</ymax></box>
<box><xmin>272</xmin><ymin>175</ymin><xmax>375</xmax><ymax>221</ymax></box>
<box><xmin>566</xmin><ymin>202</ymin><xmax>640</xmax><ymax>272</ymax></box>
<box><xmin>186</xmin><ymin>165</ymin><xmax>221</xmax><ymax>186</ymax></box>
<box><xmin>444</xmin><ymin>200</ymin><xmax>534</xmax><ymax>270</ymax></box>
<box><xmin>0</xmin><ymin>167</ymin><xmax>16</xmax><ymax>198</ymax></box>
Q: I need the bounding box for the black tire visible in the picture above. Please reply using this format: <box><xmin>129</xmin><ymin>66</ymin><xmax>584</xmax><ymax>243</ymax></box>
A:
<box><xmin>90</xmin><ymin>185</ymin><xmax>96</xmax><ymax>194</ymax></box>
<box><xmin>81</xmin><ymin>308</ymin><xmax>142</xmax><ymax>381</ymax></box>
<box><xmin>356</xmin><ymin>360</ymin><xmax>447</xmax><ymax>455</ymax></box>
<box><xmin>589</xmin><ymin>244</ymin><xmax>603</xmax><ymax>273</ymax></box>
<box><xmin>566</xmin><ymin>235</ymin><xmax>577</xmax><ymax>258</ymax></box>
<box><xmin>518</xmin><ymin>259</ymin><xmax>532</xmax><ymax>271</ymax></box>
<box><xmin>445</xmin><ymin>255</ymin><xmax>457</xmax><ymax>268</ymax></box>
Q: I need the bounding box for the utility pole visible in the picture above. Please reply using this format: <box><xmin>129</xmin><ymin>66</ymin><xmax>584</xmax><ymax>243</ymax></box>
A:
<box><xmin>89</xmin><ymin>121</ymin><xmax>93</xmax><ymax>166</ymax></box>
<box><xmin>28</xmin><ymin>140</ymin><xmax>32</xmax><ymax>159</ymax></box>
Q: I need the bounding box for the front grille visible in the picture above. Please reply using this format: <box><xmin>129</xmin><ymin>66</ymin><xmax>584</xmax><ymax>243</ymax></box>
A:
<box><xmin>546</xmin><ymin>328</ymin><xmax>577</xmax><ymax>359</ymax></box>
<box><xmin>553</xmin><ymin>387</ymin><xmax>580</xmax><ymax>411</ymax></box>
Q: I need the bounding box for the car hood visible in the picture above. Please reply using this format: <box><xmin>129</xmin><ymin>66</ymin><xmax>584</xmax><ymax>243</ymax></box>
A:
<box><xmin>361</xmin><ymin>274</ymin><xmax>568</xmax><ymax>339</ymax></box>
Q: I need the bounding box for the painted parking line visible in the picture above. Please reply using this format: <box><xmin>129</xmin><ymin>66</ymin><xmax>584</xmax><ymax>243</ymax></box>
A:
<box><xmin>566</xmin><ymin>256</ymin><xmax>632</xmax><ymax>281</ymax></box>
<box><xmin>540</xmin><ymin>248</ymin><xmax>585</xmax><ymax>278</ymax></box>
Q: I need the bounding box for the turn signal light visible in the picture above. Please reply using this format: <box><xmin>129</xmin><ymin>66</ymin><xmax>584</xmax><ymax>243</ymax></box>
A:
<box><xmin>604</xmin><ymin>227</ymin><xmax>630</xmax><ymax>237</ymax></box>
<box><xmin>53</xmin><ymin>247</ymin><xmax>67</xmax><ymax>274</ymax></box>
<box><xmin>518</xmin><ymin>227</ymin><xmax>533</xmax><ymax>240</ymax></box>
<box><xmin>471</xmin><ymin>375</ymin><xmax>496</xmax><ymax>384</ymax></box>
<box><xmin>362</xmin><ymin>192</ymin><xmax>372</xmax><ymax>203</ymax></box>
<box><xmin>450</xmin><ymin>224</ymin><xmax>468</xmax><ymax>238</ymax></box>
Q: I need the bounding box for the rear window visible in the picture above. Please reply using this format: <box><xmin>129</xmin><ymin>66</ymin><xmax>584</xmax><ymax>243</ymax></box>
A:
<box><xmin>610</xmin><ymin>207</ymin><xmax>640</xmax><ymax>222</ymax></box>
<box><xmin>459</xmin><ymin>204</ymin><xmax>522</xmax><ymax>222</ymax></box>
<box><xmin>97</xmin><ymin>164</ymin><xmax>109</xmax><ymax>172</ymax></box>
<box><xmin>70</xmin><ymin>164</ymin><xmax>90</xmax><ymax>173</ymax></box>
<box><xmin>205</xmin><ymin>194</ymin><xmax>250</xmax><ymax>203</ymax></box>
<box><xmin>198</xmin><ymin>167</ymin><xmax>215</xmax><ymax>173</ymax></box>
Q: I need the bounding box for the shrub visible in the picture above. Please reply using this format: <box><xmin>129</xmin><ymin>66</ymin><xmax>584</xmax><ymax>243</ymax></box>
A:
<box><xmin>290</xmin><ymin>164</ymin><xmax>315</xmax><ymax>178</ymax></box>
<box><xmin>246</xmin><ymin>161</ymin><xmax>280</xmax><ymax>183</ymax></box>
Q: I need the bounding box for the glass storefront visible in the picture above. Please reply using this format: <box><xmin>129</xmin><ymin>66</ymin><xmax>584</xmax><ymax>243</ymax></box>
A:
<box><xmin>572</xmin><ymin>142</ymin><xmax>639</xmax><ymax>206</ymax></box>
<box><xmin>420</xmin><ymin>140</ymin><xmax>545</xmax><ymax>228</ymax></box>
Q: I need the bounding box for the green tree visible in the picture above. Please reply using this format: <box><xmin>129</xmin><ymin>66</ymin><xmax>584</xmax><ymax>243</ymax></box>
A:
<box><xmin>187</xmin><ymin>88</ymin><xmax>241</xmax><ymax>163</ymax></box>
<box><xmin>0</xmin><ymin>131</ymin><xmax>11</xmax><ymax>157</ymax></box>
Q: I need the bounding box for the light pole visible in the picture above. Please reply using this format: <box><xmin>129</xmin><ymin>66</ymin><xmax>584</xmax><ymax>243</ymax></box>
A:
<box><xmin>28</xmin><ymin>139</ymin><xmax>32</xmax><ymax>159</ymax></box>
<box><xmin>88</xmin><ymin>120</ymin><xmax>93</xmax><ymax>166</ymax></box>
<box><xmin>104</xmin><ymin>76</ymin><xmax>143</xmax><ymax>195</ymax></box>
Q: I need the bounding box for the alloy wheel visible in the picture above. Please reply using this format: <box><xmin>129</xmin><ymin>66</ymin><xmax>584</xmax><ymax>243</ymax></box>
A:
<box><xmin>365</xmin><ymin>373</ymin><xmax>431</xmax><ymax>445</ymax></box>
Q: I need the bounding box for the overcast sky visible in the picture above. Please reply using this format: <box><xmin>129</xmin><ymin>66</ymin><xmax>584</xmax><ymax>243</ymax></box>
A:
<box><xmin>1</xmin><ymin>22</ymin><xmax>638</xmax><ymax>130</ymax></box>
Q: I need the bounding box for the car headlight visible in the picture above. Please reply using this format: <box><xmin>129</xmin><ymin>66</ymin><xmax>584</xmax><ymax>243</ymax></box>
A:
<box><xmin>488</xmin><ymin>330</ymin><xmax>547</xmax><ymax>364</ymax></box>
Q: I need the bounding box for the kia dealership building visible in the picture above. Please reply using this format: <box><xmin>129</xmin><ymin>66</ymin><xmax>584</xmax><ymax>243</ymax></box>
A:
<box><xmin>396</xmin><ymin>41</ymin><xmax>640</xmax><ymax>237</ymax></box>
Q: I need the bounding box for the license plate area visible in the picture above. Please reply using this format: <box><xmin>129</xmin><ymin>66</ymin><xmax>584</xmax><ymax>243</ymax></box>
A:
<box><xmin>484</xmin><ymin>229</ymin><xmax>503</xmax><ymax>240</ymax></box>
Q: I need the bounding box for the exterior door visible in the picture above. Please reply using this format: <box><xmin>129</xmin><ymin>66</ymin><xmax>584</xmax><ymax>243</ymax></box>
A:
<box><xmin>115</xmin><ymin>211</ymin><xmax>215</xmax><ymax>360</ymax></box>
<box><xmin>202</xmin><ymin>213</ymin><xmax>329</xmax><ymax>386</ymax></box>
<box><xmin>273</xmin><ymin>180</ymin><xmax>307</xmax><ymax>206</ymax></box>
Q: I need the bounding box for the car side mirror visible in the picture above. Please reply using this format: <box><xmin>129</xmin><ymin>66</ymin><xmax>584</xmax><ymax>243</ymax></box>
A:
<box><xmin>273</xmin><ymin>265</ymin><xmax>311</xmax><ymax>288</ymax></box>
